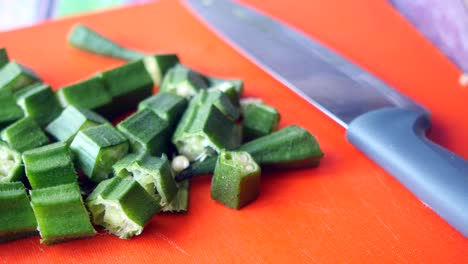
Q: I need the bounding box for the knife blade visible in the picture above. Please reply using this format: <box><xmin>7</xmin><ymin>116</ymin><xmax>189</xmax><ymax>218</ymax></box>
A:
<box><xmin>184</xmin><ymin>0</ymin><xmax>468</xmax><ymax>237</ymax></box>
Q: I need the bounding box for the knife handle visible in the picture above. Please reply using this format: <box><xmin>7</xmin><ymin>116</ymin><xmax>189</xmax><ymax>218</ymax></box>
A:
<box><xmin>347</xmin><ymin>107</ymin><xmax>468</xmax><ymax>238</ymax></box>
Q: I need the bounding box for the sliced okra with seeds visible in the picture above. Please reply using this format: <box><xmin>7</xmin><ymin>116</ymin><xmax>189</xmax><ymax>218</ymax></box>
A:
<box><xmin>241</xmin><ymin>98</ymin><xmax>280</xmax><ymax>141</ymax></box>
<box><xmin>0</xmin><ymin>61</ymin><xmax>40</xmax><ymax>93</ymax></box>
<box><xmin>143</xmin><ymin>54</ymin><xmax>180</xmax><ymax>85</ymax></box>
<box><xmin>0</xmin><ymin>182</ymin><xmax>37</xmax><ymax>243</ymax></box>
<box><xmin>161</xmin><ymin>179</ymin><xmax>189</xmax><ymax>213</ymax></box>
<box><xmin>1</xmin><ymin>117</ymin><xmax>50</xmax><ymax>152</ymax></box>
<box><xmin>211</xmin><ymin>151</ymin><xmax>261</xmax><ymax>209</ymax></box>
<box><xmin>70</xmin><ymin>123</ymin><xmax>129</xmax><ymax>183</ymax></box>
<box><xmin>0</xmin><ymin>90</ymin><xmax>23</xmax><ymax>129</ymax></box>
<box><xmin>0</xmin><ymin>142</ymin><xmax>23</xmax><ymax>183</ymax></box>
<box><xmin>30</xmin><ymin>183</ymin><xmax>96</xmax><ymax>245</ymax></box>
<box><xmin>160</xmin><ymin>64</ymin><xmax>209</xmax><ymax>98</ymax></box>
<box><xmin>138</xmin><ymin>92</ymin><xmax>188</xmax><ymax>127</ymax></box>
<box><xmin>22</xmin><ymin>142</ymin><xmax>78</xmax><ymax>189</ymax></box>
<box><xmin>86</xmin><ymin>176</ymin><xmax>161</xmax><ymax>239</ymax></box>
<box><xmin>208</xmin><ymin>77</ymin><xmax>243</xmax><ymax>106</ymax></box>
<box><xmin>0</xmin><ymin>48</ymin><xmax>9</xmax><ymax>69</ymax></box>
<box><xmin>46</xmin><ymin>105</ymin><xmax>109</xmax><ymax>144</ymax></box>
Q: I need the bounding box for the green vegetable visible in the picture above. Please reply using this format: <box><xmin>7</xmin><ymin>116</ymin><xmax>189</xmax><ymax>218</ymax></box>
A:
<box><xmin>86</xmin><ymin>176</ymin><xmax>160</xmax><ymax>239</ymax></box>
<box><xmin>70</xmin><ymin>123</ymin><xmax>129</xmax><ymax>183</ymax></box>
<box><xmin>1</xmin><ymin>117</ymin><xmax>50</xmax><ymax>152</ymax></box>
<box><xmin>0</xmin><ymin>48</ymin><xmax>9</xmax><ymax>69</ymax></box>
<box><xmin>208</xmin><ymin>77</ymin><xmax>243</xmax><ymax>106</ymax></box>
<box><xmin>55</xmin><ymin>76</ymin><xmax>113</xmax><ymax>115</ymax></box>
<box><xmin>0</xmin><ymin>62</ymin><xmax>40</xmax><ymax>93</ymax></box>
<box><xmin>113</xmin><ymin>153</ymin><xmax>178</xmax><ymax>206</ymax></box>
<box><xmin>46</xmin><ymin>105</ymin><xmax>108</xmax><ymax>144</ymax></box>
<box><xmin>160</xmin><ymin>64</ymin><xmax>209</xmax><ymax>98</ymax></box>
<box><xmin>172</xmin><ymin>90</ymin><xmax>236</xmax><ymax>161</ymax></box>
<box><xmin>0</xmin><ymin>142</ymin><xmax>23</xmax><ymax>183</ymax></box>
<box><xmin>204</xmin><ymin>89</ymin><xmax>240</xmax><ymax>121</ymax></box>
<box><xmin>15</xmin><ymin>83</ymin><xmax>62</xmax><ymax>126</ymax></box>
<box><xmin>143</xmin><ymin>54</ymin><xmax>180</xmax><ymax>85</ymax></box>
<box><xmin>138</xmin><ymin>92</ymin><xmax>188</xmax><ymax>127</ymax></box>
<box><xmin>176</xmin><ymin>125</ymin><xmax>323</xmax><ymax>181</ymax></box>
<box><xmin>68</xmin><ymin>24</ymin><xmax>145</xmax><ymax>61</ymax></box>
<box><xmin>0</xmin><ymin>182</ymin><xmax>37</xmax><ymax>243</ymax></box>
<box><xmin>0</xmin><ymin>90</ymin><xmax>23</xmax><ymax>129</ymax></box>
<box><xmin>22</xmin><ymin>142</ymin><xmax>78</xmax><ymax>189</ymax></box>
<box><xmin>211</xmin><ymin>151</ymin><xmax>260</xmax><ymax>209</ymax></box>
<box><xmin>241</xmin><ymin>99</ymin><xmax>280</xmax><ymax>141</ymax></box>
<box><xmin>161</xmin><ymin>179</ymin><xmax>189</xmax><ymax>213</ymax></box>
<box><xmin>30</xmin><ymin>183</ymin><xmax>96</xmax><ymax>245</ymax></box>
<box><xmin>117</xmin><ymin>109</ymin><xmax>171</xmax><ymax>155</ymax></box>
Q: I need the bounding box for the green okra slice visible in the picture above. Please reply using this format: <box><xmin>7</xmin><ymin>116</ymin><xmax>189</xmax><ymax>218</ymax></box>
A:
<box><xmin>0</xmin><ymin>142</ymin><xmax>23</xmax><ymax>183</ymax></box>
<box><xmin>211</xmin><ymin>151</ymin><xmax>261</xmax><ymax>209</ymax></box>
<box><xmin>117</xmin><ymin>109</ymin><xmax>171</xmax><ymax>155</ymax></box>
<box><xmin>160</xmin><ymin>64</ymin><xmax>209</xmax><ymax>98</ymax></box>
<box><xmin>99</xmin><ymin>59</ymin><xmax>153</xmax><ymax>116</ymax></box>
<box><xmin>172</xmin><ymin>90</ymin><xmax>236</xmax><ymax>161</ymax></box>
<box><xmin>143</xmin><ymin>54</ymin><xmax>180</xmax><ymax>85</ymax></box>
<box><xmin>0</xmin><ymin>90</ymin><xmax>23</xmax><ymax>129</ymax></box>
<box><xmin>113</xmin><ymin>153</ymin><xmax>178</xmax><ymax>206</ymax></box>
<box><xmin>208</xmin><ymin>77</ymin><xmax>243</xmax><ymax>106</ymax></box>
<box><xmin>46</xmin><ymin>105</ymin><xmax>109</xmax><ymax>144</ymax></box>
<box><xmin>241</xmin><ymin>99</ymin><xmax>280</xmax><ymax>141</ymax></box>
<box><xmin>86</xmin><ymin>176</ymin><xmax>160</xmax><ymax>239</ymax></box>
<box><xmin>30</xmin><ymin>183</ymin><xmax>96</xmax><ymax>245</ymax></box>
<box><xmin>0</xmin><ymin>48</ymin><xmax>9</xmax><ymax>69</ymax></box>
<box><xmin>138</xmin><ymin>92</ymin><xmax>188</xmax><ymax>127</ymax></box>
<box><xmin>204</xmin><ymin>89</ymin><xmax>240</xmax><ymax>121</ymax></box>
<box><xmin>1</xmin><ymin>117</ymin><xmax>50</xmax><ymax>152</ymax></box>
<box><xmin>70</xmin><ymin>123</ymin><xmax>129</xmax><ymax>183</ymax></box>
<box><xmin>0</xmin><ymin>182</ymin><xmax>37</xmax><ymax>243</ymax></box>
<box><xmin>22</xmin><ymin>142</ymin><xmax>78</xmax><ymax>189</ymax></box>
<box><xmin>15</xmin><ymin>83</ymin><xmax>62</xmax><ymax>126</ymax></box>
<box><xmin>0</xmin><ymin>61</ymin><xmax>40</xmax><ymax>93</ymax></box>
<box><xmin>56</xmin><ymin>76</ymin><xmax>113</xmax><ymax>115</ymax></box>
<box><xmin>161</xmin><ymin>179</ymin><xmax>189</xmax><ymax>213</ymax></box>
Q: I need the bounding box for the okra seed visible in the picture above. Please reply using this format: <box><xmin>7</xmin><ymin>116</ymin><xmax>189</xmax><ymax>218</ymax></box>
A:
<box><xmin>172</xmin><ymin>155</ymin><xmax>190</xmax><ymax>173</ymax></box>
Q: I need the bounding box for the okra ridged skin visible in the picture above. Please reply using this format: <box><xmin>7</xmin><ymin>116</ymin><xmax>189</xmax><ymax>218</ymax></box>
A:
<box><xmin>0</xmin><ymin>61</ymin><xmax>40</xmax><ymax>93</ymax></box>
<box><xmin>0</xmin><ymin>182</ymin><xmax>37</xmax><ymax>243</ymax></box>
<box><xmin>117</xmin><ymin>109</ymin><xmax>171</xmax><ymax>156</ymax></box>
<box><xmin>0</xmin><ymin>90</ymin><xmax>24</xmax><ymax>129</ymax></box>
<box><xmin>0</xmin><ymin>48</ymin><xmax>9</xmax><ymax>68</ymax></box>
<box><xmin>160</xmin><ymin>64</ymin><xmax>209</xmax><ymax>98</ymax></box>
<box><xmin>46</xmin><ymin>105</ymin><xmax>109</xmax><ymax>144</ymax></box>
<box><xmin>211</xmin><ymin>151</ymin><xmax>261</xmax><ymax>209</ymax></box>
<box><xmin>0</xmin><ymin>142</ymin><xmax>24</xmax><ymax>183</ymax></box>
<box><xmin>208</xmin><ymin>77</ymin><xmax>243</xmax><ymax>106</ymax></box>
<box><xmin>22</xmin><ymin>142</ymin><xmax>78</xmax><ymax>189</ymax></box>
<box><xmin>86</xmin><ymin>176</ymin><xmax>161</xmax><ymax>239</ymax></box>
<box><xmin>29</xmin><ymin>183</ymin><xmax>96</xmax><ymax>245</ymax></box>
<box><xmin>70</xmin><ymin>124</ymin><xmax>129</xmax><ymax>183</ymax></box>
<box><xmin>138</xmin><ymin>92</ymin><xmax>188</xmax><ymax>127</ymax></box>
<box><xmin>143</xmin><ymin>54</ymin><xmax>180</xmax><ymax>85</ymax></box>
<box><xmin>204</xmin><ymin>89</ymin><xmax>240</xmax><ymax>121</ymax></box>
<box><xmin>1</xmin><ymin>117</ymin><xmax>50</xmax><ymax>153</ymax></box>
<box><xmin>241</xmin><ymin>101</ymin><xmax>280</xmax><ymax>141</ymax></box>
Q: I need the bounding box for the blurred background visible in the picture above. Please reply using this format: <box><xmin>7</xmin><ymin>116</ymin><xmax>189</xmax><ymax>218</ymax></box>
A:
<box><xmin>0</xmin><ymin>0</ymin><xmax>467</xmax><ymax>73</ymax></box>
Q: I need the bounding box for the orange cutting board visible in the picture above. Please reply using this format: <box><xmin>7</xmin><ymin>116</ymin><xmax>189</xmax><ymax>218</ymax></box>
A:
<box><xmin>0</xmin><ymin>0</ymin><xmax>467</xmax><ymax>263</ymax></box>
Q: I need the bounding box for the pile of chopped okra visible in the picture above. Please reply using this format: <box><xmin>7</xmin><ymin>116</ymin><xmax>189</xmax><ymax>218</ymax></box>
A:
<box><xmin>0</xmin><ymin>25</ymin><xmax>323</xmax><ymax>244</ymax></box>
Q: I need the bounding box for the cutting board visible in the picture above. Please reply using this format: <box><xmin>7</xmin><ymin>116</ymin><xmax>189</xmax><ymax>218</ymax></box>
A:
<box><xmin>0</xmin><ymin>0</ymin><xmax>467</xmax><ymax>263</ymax></box>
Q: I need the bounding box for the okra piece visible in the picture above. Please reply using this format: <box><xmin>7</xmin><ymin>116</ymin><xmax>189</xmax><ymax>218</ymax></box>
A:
<box><xmin>22</xmin><ymin>142</ymin><xmax>78</xmax><ymax>189</ymax></box>
<box><xmin>1</xmin><ymin>117</ymin><xmax>50</xmax><ymax>152</ymax></box>
<box><xmin>204</xmin><ymin>89</ymin><xmax>240</xmax><ymax>121</ymax></box>
<box><xmin>160</xmin><ymin>64</ymin><xmax>209</xmax><ymax>98</ymax></box>
<box><xmin>241</xmin><ymin>99</ymin><xmax>280</xmax><ymax>141</ymax></box>
<box><xmin>208</xmin><ymin>77</ymin><xmax>243</xmax><ymax>106</ymax></box>
<box><xmin>70</xmin><ymin>123</ymin><xmax>129</xmax><ymax>183</ymax></box>
<box><xmin>46</xmin><ymin>105</ymin><xmax>108</xmax><ymax>144</ymax></box>
<box><xmin>117</xmin><ymin>109</ymin><xmax>171</xmax><ymax>155</ymax></box>
<box><xmin>143</xmin><ymin>54</ymin><xmax>180</xmax><ymax>85</ymax></box>
<box><xmin>0</xmin><ymin>90</ymin><xmax>23</xmax><ymax>129</ymax></box>
<box><xmin>176</xmin><ymin>125</ymin><xmax>323</xmax><ymax>181</ymax></box>
<box><xmin>0</xmin><ymin>142</ymin><xmax>23</xmax><ymax>183</ymax></box>
<box><xmin>0</xmin><ymin>182</ymin><xmax>37</xmax><ymax>243</ymax></box>
<box><xmin>161</xmin><ymin>179</ymin><xmax>189</xmax><ymax>213</ymax></box>
<box><xmin>0</xmin><ymin>61</ymin><xmax>40</xmax><ymax>93</ymax></box>
<box><xmin>68</xmin><ymin>24</ymin><xmax>145</xmax><ymax>61</ymax></box>
<box><xmin>172</xmin><ymin>90</ymin><xmax>236</xmax><ymax>161</ymax></box>
<box><xmin>211</xmin><ymin>151</ymin><xmax>261</xmax><ymax>209</ymax></box>
<box><xmin>86</xmin><ymin>176</ymin><xmax>160</xmax><ymax>239</ymax></box>
<box><xmin>99</xmin><ymin>60</ymin><xmax>153</xmax><ymax>116</ymax></box>
<box><xmin>138</xmin><ymin>92</ymin><xmax>188</xmax><ymax>127</ymax></box>
<box><xmin>30</xmin><ymin>183</ymin><xmax>96</xmax><ymax>245</ymax></box>
<box><xmin>56</xmin><ymin>76</ymin><xmax>113</xmax><ymax>115</ymax></box>
<box><xmin>15</xmin><ymin>83</ymin><xmax>62</xmax><ymax>126</ymax></box>
<box><xmin>0</xmin><ymin>48</ymin><xmax>9</xmax><ymax>69</ymax></box>
<box><xmin>113</xmin><ymin>153</ymin><xmax>178</xmax><ymax>206</ymax></box>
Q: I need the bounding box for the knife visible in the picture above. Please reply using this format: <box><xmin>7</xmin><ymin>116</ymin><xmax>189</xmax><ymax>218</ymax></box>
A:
<box><xmin>184</xmin><ymin>0</ymin><xmax>468</xmax><ymax>237</ymax></box>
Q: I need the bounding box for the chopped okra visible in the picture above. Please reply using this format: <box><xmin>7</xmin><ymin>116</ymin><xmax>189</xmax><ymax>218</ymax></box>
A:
<box><xmin>0</xmin><ymin>61</ymin><xmax>40</xmax><ymax>93</ymax></box>
<box><xmin>0</xmin><ymin>48</ymin><xmax>9</xmax><ymax>69</ymax></box>
<box><xmin>0</xmin><ymin>142</ymin><xmax>23</xmax><ymax>183</ymax></box>
<box><xmin>138</xmin><ymin>92</ymin><xmax>188</xmax><ymax>127</ymax></box>
<box><xmin>46</xmin><ymin>105</ymin><xmax>108</xmax><ymax>144</ymax></box>
<box><xmin>143</xmin><ymin>54</ymin><xmax>180</xmax><ymax>85</ymax></box>
<box><xmin>211</xmin><ymin>151</ymin><xmax>261</xmax><ymax>209</ymax></box>
<box><xmin>113</xmin><ymin>153</ymin><xmax>178</xmax><ymax>206</ymax></box>
<box><xmin>86</xmin><ymin>176</ymin><xmax>160</xmax><ymax>239</ymax></box>
<box><xmin>0</xmin><ymin>182</ymin><xmax>37</xmax><ymax>243</ymax></box>
<box><xmin>117</xmin><ymin>109</ymin><xmax>171</xmax><ymax>155</ymax></box>
<box><xmin>70</xmin><ymin>123</ymin><xmax>129</xmax><ymax>183</ymax></box>
<box><xmin>1</xmin><ymin>117</ymin><xmax>50</xmax><ymax>152</ymax></box>
<box><xmin>241</xmin><ymin>99</ymin><xmax>280</xmax><ymax>141</ymax></box>
<box><xmin>0</xmin><ymin>90</ymin><xmax>24</xmax><ymax>129</ymax></box>
<box><xmin>204</xmin><ymin>89</ymin><xmax>240</xmax><ymax>121</ymax></box>
<box><xmin>22</xmin><ymin>142</ymin><xmax>78</xmax><ymax>189</ymax></box>
<box><xmin>162</xmin><ymin>179</ymin><xmax>189</xmax><ymax>213</ymax></box>
<box><xmin>30</xmin><ymin>183</ymin><xmax>96</xmax><ymax>245</ymax></box>
<box><xmin>208</xmin><ymin>77</ymin><xmax>243</xmax><ymax>106</ymax></box>
<box><xmin>160</xmin><ymin>64</ymin><xmax>209</xmax><ymax>98</ymax></box>
<box><xmin>15</xmin><ymin>83</ymin><xmax>62</xmax><ymax>126</ymax></box>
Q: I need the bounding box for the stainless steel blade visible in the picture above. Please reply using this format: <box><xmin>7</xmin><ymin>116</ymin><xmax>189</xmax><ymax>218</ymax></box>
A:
<box><xmin>184</xmin><ymin>0</ymin><xmax>425</xmax><ymax>128</ymax></box>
